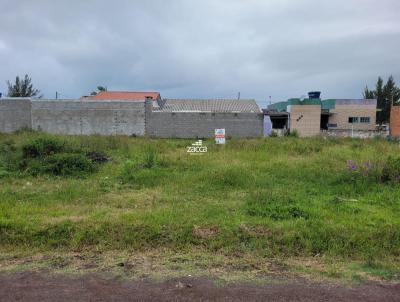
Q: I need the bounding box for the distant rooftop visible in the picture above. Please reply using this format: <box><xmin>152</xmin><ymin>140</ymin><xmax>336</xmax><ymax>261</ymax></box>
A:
<box><xmin>157</xmin><ymin>99</ymin><xmax>261</xmax><ymax>113</ymax></box>
<box><xmin>268</xmin><ymin>98</ymin><xmax>377</xmax><ymax>112</ymax></box>
<box><xmin>81</xmin><ymin>91</ymin><xmax>160</xmax><ymax>101</ymax></box>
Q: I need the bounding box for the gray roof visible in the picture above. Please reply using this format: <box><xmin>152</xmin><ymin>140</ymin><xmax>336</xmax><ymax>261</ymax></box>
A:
<box><xmin>157</xmin><ymin>99</ymin><xmax>261</xmax><ymax>113</ymax></box>
<box><xmin>335</xmin><ymin>99</ymin><xmax>377</xmax><ymax>106</ymax></box>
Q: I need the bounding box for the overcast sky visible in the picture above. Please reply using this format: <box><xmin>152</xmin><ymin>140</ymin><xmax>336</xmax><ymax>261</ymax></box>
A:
<box><xmin>0</xmin><ymin>0</ymin><xmax>399</xmax><ymax>106</ymax></box>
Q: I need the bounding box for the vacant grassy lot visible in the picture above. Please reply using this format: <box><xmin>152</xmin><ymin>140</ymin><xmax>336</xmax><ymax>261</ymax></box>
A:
<box><xmin>0</xmin><ymin>131</ymin><xmax>399</xmax><ymax>282</ymax></box>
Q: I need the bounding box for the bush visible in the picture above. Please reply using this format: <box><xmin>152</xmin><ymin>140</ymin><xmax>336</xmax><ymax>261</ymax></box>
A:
<box><xmin>381</xmin><ymin>156</ymin><xmax>400</xmax><ymax>183</ymax></box>
<box><xmin>0</xmin><ymin>140</ymin><xmax>21</xmax><ymax>172</ymax></box>
<box><xmin>269</xmin><ymin>131</ymin><xmax>278</xmax><ymax>137</ymax></box>
<box><xmin>0</xmin><ymin>136</ymin><xmax>107</xmax><ymax>177</ymax></box>
<box><xmin>85</xmin><ymin>150</ymin><xmax>109</xmax><ymax>163</ymax></box>
<box><xmin>37</xmin><ymin>153</ymin><xmax>96</xmax><ymax>176</ymax></box>
<box><xmin>22</xmin><ymin>137</ymin><xmax>65</xmax><ymax>159</ymax></box>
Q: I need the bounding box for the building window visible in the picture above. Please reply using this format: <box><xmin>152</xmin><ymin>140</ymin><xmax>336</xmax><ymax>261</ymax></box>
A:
<box><xmin>348</xmin><ymin>117</ymin><xmax>359</xmax><ymax>123</ymax></box>
<box><xmin>360</xmin><ymin>117</ymin><xmax>371</xmax><ymax>123</ymax></box>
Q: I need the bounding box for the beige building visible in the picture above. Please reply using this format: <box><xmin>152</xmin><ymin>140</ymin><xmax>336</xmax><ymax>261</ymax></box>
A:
<box><xmin>267</xmin><ymin>95</ymin><xmax>378</xmax><ymax>137</ymax></box>
<box><xmin>327</xmin><ymin>100</ymin><xmax>376</xmax><ymax>131</ymax></box>
<box><xmin>288</xmin><ymin>105</ymin><xmax>321</xmax><ymax>137</ymax></box>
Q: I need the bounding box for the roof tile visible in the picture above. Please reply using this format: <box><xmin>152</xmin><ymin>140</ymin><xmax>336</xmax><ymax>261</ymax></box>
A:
<box><xmin>158</xmin><ymin>99</ymin><xmax>260</xmax><ymax>113</ymax></box>
<box><xmin>81</xmin><ymin>91</ymin><xmax>160</xmax><ymax>101</ymax></box>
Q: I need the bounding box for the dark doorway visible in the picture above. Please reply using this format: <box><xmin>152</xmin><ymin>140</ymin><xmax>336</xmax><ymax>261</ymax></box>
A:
<box><xmin>321</xmin><ymin>114</ymin><xmax>329</xmax><ymax>130</ymax></box>
<box><xmin>270</xmin><ymin>115</ymin><xmax>288</xmax><ymax>129</ymax></box>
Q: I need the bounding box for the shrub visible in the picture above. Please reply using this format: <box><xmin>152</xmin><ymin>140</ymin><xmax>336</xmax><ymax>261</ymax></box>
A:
<box><xmin>85</xmin><ymin>150</ymin><xmax>109</xmax><ymax>163</ymax></box>
<box><xmin>0</xmin><ymin>136</ymin><xmax>107</xmax><ymax>177</ymax></box>
<box><xmin>381</xmin><ymin>156</ymin><xmax>400</xmax><ymax>183</ymax></box>
<box><xmin>37</xmin><ymin>153</ymin><xmax>96</xmax><ymax>176</ymax></box>
<box><xmin>269</xmin><ymin>131</ymin><xmax>278</xmax><ymax>137</ymax></box>
<box><xmin>22</xmin><ymin>137</ymin><xmax>65</xmax><ymax>159</ymax></box>
<box><xmin>0</xmin><ymin>140</ymin><xmax>21</xmax><ymax>172</ymax></box>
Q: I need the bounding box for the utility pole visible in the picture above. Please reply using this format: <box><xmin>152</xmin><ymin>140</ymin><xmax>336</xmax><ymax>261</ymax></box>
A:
<box><xmin>269</xmin><ymin>96</ymin><xmax>272</xmax><ymax>105</ymax></box>
<box><xmin>238</xmin><ymin>92</ymin><xmax>241</xmax><ymax>100</ymax></box>
<box><xmin>56</xmin><ymin>91</ymin><xmax>58</xmax><ymax>100</ymax></box>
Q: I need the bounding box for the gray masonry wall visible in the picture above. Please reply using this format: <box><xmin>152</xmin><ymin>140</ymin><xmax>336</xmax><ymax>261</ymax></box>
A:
<box><xmin>31</xmin><ymin>100</ymin><xmax>145</xmax><ymax>136</ymax></box>
<box><xmin>146</xmin><ymin>111</ymin><xmax>264</xmax><ymax>138</ymax></box>
<box><xmin>1</xmin><ymin>98</ymin><xmax>263</xmax><ymax>138</ymax></box>
<box><xmin>0</xmin><ymin>98</ymin><xmax>32</xmax><ymax>133</ymax></box>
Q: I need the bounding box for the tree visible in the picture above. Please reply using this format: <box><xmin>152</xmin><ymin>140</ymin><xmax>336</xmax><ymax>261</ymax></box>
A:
<box><xmin>363</xmin><ymin>86</ymin><xmax>374</xmax><ymax>99</ymax></box>
<box><xmin>90</xmin><ymin>86</ymin><xmax>107</xmax><ymax>96</ymax></box>
<box><xmin>363</xmin><ymin>76</ymin><xmax>400</xmax><ymax>124</ymax></box>
<box><xmin>7</xmin><ymin>74</ymin><xmax>42</xmax><ymax>98</ymax></box>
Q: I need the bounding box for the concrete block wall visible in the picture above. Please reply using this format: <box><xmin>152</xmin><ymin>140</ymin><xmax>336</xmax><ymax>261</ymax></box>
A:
<box><xmin>390</xmin><ymin>106</ymin><xmax>400</xmax><ymax>137</ymax></box>
<box><xmin>0</xmin><ymin>98</ymin><xmax>263</xmax><ymax>138</ymax></box>
<box><xmin>31</xmin><ymin>100</ymin><xmax>146</xmax><ymax>136</ymax></box>
<box><xmin>0</xmin><ymin>98</ymin><xmax>32</xmax><ymax>133</ymax></box>
<box><xmin>146</xmin><ymin>111</ymin><xmax>264</xmax><ymax>138</ymax></box>
<box><xmin>288</xmin><ymin>105</ymin><xmax>321</xmax><ymax>137</ymax></box>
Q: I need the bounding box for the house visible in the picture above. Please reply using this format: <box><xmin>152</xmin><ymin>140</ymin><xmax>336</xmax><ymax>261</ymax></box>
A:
<box><xmin>81</xmin><ymin>91</ymin><xmax>162</xmax><ymax>107</ymax></box>
<box><xmin>266</xmin><ymin>92</ymin><xmax>378</xmax><ymax>137</ymax></box>
<box><xmin>81</xmin><ymin>91</ymin><xmax>161</xmax><ymax>101</ymax></box>
<box><xmin>266</xmin><ymin>93</ymin><xmax>325</xmax><ymax>137</ymax></box>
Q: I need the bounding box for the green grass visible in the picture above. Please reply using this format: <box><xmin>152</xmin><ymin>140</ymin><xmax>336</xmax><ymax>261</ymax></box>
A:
<box><xmin>0</xmin><ymin>131</ymin><xmax>399</xmax><ymax>281</ymax></box>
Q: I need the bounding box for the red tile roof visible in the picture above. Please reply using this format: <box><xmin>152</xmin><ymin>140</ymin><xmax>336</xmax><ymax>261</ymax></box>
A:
<box><xmin>81</xmin><ymin>91</ymin><xmax>160</xmax><ymax>101</ymax></box>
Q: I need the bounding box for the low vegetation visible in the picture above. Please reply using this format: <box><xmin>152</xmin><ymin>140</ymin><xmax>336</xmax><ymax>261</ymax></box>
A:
<box><xmin>0</xmin><ymin>131</ymin><xmax>399</xmax><ymax>281</ymax></box>
<box><xmin>0</xmin><ymin>136</ymin><xmax>107</xmax><ymax>177</ymax></box>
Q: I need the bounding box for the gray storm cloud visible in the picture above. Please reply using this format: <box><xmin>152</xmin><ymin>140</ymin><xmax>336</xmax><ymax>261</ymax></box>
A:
<box><xmin>0</xmin><ymin>0</ymin><xmax>399</xmax><ymax>106</ymax></box>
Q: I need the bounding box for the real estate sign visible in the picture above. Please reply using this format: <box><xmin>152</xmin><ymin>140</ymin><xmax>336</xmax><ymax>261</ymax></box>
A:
<box><xmin>215</xmin><ymin>129</ymin><xmax>226</xmax><ymax>144</ymax></box>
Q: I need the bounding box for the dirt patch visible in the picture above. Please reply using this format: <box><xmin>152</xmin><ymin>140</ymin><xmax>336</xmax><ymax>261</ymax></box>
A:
<box><xmin>193</xmin><ymin>225</ymin><xmax>219</xmax><ymax>238</ymax></box>
<box><xmin>239</xmin><ymin>224</ymin><xmax>272</xmax><ymax>237</ymax></box>
<box><xmin>0</xmin><ymin>271</ymin><xmax>399</xmax><ymax>302</ymax></box>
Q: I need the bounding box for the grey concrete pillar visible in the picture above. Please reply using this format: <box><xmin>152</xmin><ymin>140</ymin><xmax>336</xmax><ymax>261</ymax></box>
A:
<box><xmin>144</xmin><ymin>97</ymin><xmax>153</xmax><ymax>136</ymax></box>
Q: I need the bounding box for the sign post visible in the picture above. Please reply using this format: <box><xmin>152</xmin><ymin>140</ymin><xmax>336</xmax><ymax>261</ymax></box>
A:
<box><xmin>215</xmin><ymin>129</ymin><xmax>226</xmax><ymax>144</ymax></box>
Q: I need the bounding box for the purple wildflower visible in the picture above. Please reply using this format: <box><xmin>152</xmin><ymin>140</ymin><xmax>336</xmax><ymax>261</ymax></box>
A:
<box><xmin>346</xmin><ymin>160</ymin><xmax>358</xmax><ymax>171</ymax></box>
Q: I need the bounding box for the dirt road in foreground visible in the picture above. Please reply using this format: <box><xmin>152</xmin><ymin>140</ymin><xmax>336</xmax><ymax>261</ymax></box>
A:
<box><xmin>0</xmin><ymin>272</ymin><xmax>399</xmax><ymax>302</ymax></box>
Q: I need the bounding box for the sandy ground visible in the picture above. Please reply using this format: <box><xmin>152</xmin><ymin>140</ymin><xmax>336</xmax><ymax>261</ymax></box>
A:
<box><xmin>0</xmin><ymin>272</ymin><xmax>399</xmax><ymax>302</ymax></box>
